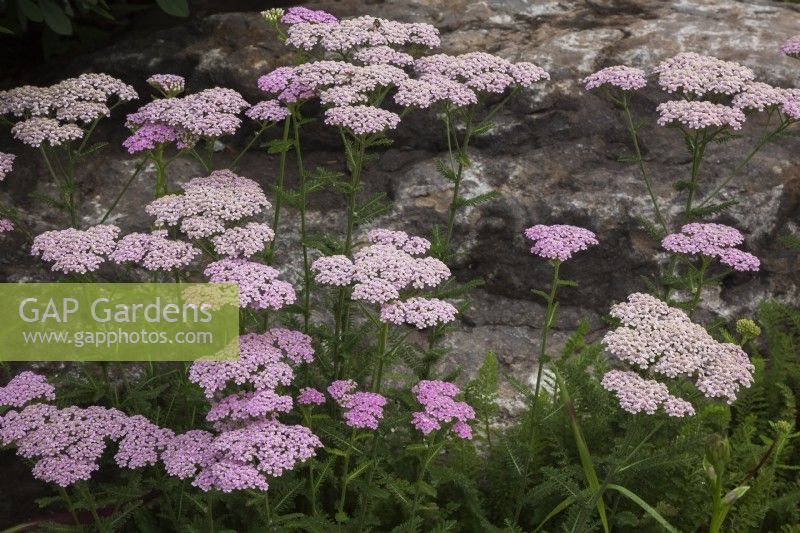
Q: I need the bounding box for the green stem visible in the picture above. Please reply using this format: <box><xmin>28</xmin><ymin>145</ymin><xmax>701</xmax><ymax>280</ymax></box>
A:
<box><xmin>292</xmin><ymin>108</ymin><xmax>312</xmax><ymax>332</ymax></box>
<box><xmin>533</xmin><ymin>260</ymin><xmax>561</xmax><ymax>400</ymax></box>
<box><xmin>408</xmin><ymin>437</ymin><xmax>443</xmax><ymax>529</ymax></box>
<box><xmin>332</xmin><ymin>133</ymin><xmax>367</xmax><ymax>380</ymax></box>
<box><xmin>231</xmin><ymin>125</ymin><xmax>266</xmax><ymax>170</ymax></box>
<box><xmin>207</xmin><ymin>492</ymin><xmax>215</xmax><ymax>533</ymax></box>
<box><xmin>58</xmin><ymin>487</ymin><xmax>80</xmax><ymax>526</ymax></box>
<box><xmin>337</xmin><ymin>429</ymin><xmax>358</xmax><ymax>519</ymax></box>
<box><xmin>709</xmin><ymin>470</ymin><xmax>725</xmax><ymax>533</ymax></box>
<box><xmin>40</xmin><ymin>145</ymin><xmax>78</xmax><ymax>228</ymax></box>
<box><xmin>153</xmin><ymin>146</ymin><xmax>169</xmax><ymax>198</ymax></box>
<box><xmin>101</xmin><ymin>158</ymin><xmax>147</xmax><ymax>223</ymax></box>
<box><xmin>686</xmin><ymin>256</ymin><xmax>710</xmax><ymax>318</ymax></box>
<box><xmin>265</xmin><ymin>118</ymin><xmax>292</xmax><ymax>265</ymax></box>
<box><xmin>442</xmin><ymin>106</ymin><xmax>475</xmax><ymax>260</ymax></box>
<box><xmin>621</xmin><ymin>96</ymin><xmax>668</xmax><ymax>233</ymax></box>
<box><xmin>79</xmin><ymin>482</ymin><xmax>109</xmax><ymax>533</ymax></box>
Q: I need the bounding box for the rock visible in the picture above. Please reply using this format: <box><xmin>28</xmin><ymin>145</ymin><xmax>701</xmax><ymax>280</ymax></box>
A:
<box><xmin>1</xmin><ymin>0</ymin><xmax>799</xmax><ymax>392</ymax></box>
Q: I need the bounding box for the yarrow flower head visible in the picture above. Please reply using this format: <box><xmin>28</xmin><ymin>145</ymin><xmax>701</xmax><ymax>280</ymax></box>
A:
<box><xmin>584</xmin><ymin>65</ymin><xmax>647</xmax><ymax>91</ymax></box>
<box><xmin>245</xmin><ymin>100</ymin><xmax>290</xmax><ymax>123</ymax></box>
<box><xmin>780</xmin><ymin>35</ymin><xmax>800</xmax><ymax>58</ymax></box>
<box><xmin>188</xmin><ymin>330</ymin><xmax>311</xmax><ymax>398</ymax></box>
<box><xmin>146</xmin><ymin>170</ymin><xmax>270</xmax><ymax>239</ymax></box>
<box><xmin>415</xmin><ymin>52</ymin><xmax>549</xmax><ymax>93</ymax></box>
<box><xmin>281</xmin><ymin>6</ymin><xmax>337</xmax><ymax>25</ymax></box>
<box><xmin>0</xmin><ymin>218</ymin><xmax>13</xmax><ymax>235</ymax></box>
<box><xmin>0</xmin><ymin>372</ymin><xmax>55</xmax><ymax>408</ymax></box>
<box><xmin>211</xmin><ymin>222</ymin><xmax>275</xmax><ymax>258</ymax></box>
<box><xmin>781</xmin><ymin>89</ymin><xmax>800</xmax><ymax>120</ymax></box>
<box><xmin>257</xmin><ymin>67</ymin><xmax>315</xmax><ymax>104</ymax></box>
<box><xmin>601</xmin><ymin>370</ymin><xmax>695</xmax><ymax>417</ymax></box>
<box><xmin>297</xmin><ymin>387</ymin><xmax>326</xmax><ymax>406</ymax></box>
<box><xmin>732</xmin><ymin>82</ymin><xmax>789</xmax><ymax>112</ymax></box>
<box><xmin>12</xmin><ymin>117</ymin><xmax>83</xmax><ymax>147</ymax></box>
<box><xmin>122</xmin><ymin>122</ymin><xmax>182</xmax><ymax>154</ymax></box>
<box><xmin>204</xmin><ymin>259</ymin><xmax>296</xmax><ymax>311</ymax></box>
<box><xmin>147</xmin><ymin>74</ymin><xmax>185</xmax><ymax>96</ymax></box>
<box><xmin>327</xmin><ymin>380</ymin><xmax>387</xmax><ymax>430</ymax></box>
<box><xmin>662</xmin><ymin>223</ymin><xmax>759</xmax><ymax>272</ymax></box>
<box><xmin>394</xmin><ymin>74</ymin><xmax>478</xmax><ymax>109</ymax></box>
<box><xmin>125</xmin><ymin>87</ymin><xmax>249</xmax><ymax>149</ymax></box>
<box><xmin>524</xmin><ymin>224</ymin><xmax>598</xmax><ymax>261</ymax></box>
<box><xmin>286</xmin><ymin>15</ymin><xmax>439</xmax><ymax>53</ymax></box>
<box><xmin>355</xmin><ymin>46</ymin><xmax>414</xmax><ymax>67</ymax></box>
<box><xmin>115</xmin><ymin>415</ymin><xmax>174</xmax><ymax>469</ymax></box>
<box><xmin>411</xmin><ymin>380</ymin><xmax>475</xmax><ymax>439</ymax></box>
<box><xmin>109</xmin><ymin>230</ymin><xmax>199</xmax><ymax>271</ymax></box>
<box><xmin>0</xmin><ymin>404</ymin><xmax>126</xmax><ymax>486</ymax></box>
<box><xmin>603</xmin><ymin>293</ymin><xmax>755</xmax><ymax>411</ymax></box>
<box><xmin>380</xmin><ymin>297</ymin><xmax>457</xmax><ymax>329</ymax></box>
<box><xmin>32</xmin><ymin>225</ymin><xmax>120</xmax><ymax>274</ymax></box>
<box><xmin>654</xmin><ymin>52</ymin><xmax>755</xmax><ymax>96</ymax></box>
<box><xmin>0</xmin><ymin>152</ymin><xmax>15</xmax><ymax>181</ymax></box>
<box><xmin>324</xmin><ymin>105</ymin><xmax>400</xmax><ymax>135</ymax></box>
<box><xmin>657</xmin><ymin>100</ymin><xmax>745</xmax><ymax>130</ymax></box>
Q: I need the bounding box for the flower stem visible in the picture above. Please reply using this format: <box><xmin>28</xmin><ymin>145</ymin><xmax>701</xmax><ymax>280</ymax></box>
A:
<box><xmin>533</xmin><ymin>260</ymin><xmax>561</xmax><ymax>400</ymax></box>
<box><xmin>621</xmin><ymin>96</ymin><xmax>668</xmax><ymax>233</ymax></box>
<box><xmin>153</xmin><ymin>146</ymin><xmax>169</xmax><ymax>199</ymax></box>
<box><xmin>265</xmin><ymin>117</ymin><xmax>293</xmax><ymax>265</ymax></box>
<box><xmin>441</xmin><ymin>106</ymin><xmax>475</xmax><ymax>261</ymax></box>
<box><xmin>292</xmin><ymin>107</ymin><xmax>312</xmax><ymax>332</ymax></box>
<box><xmin>100</xmin><ymin>158</ymin><xmax>147</xmax><ymax>223</ymax></box>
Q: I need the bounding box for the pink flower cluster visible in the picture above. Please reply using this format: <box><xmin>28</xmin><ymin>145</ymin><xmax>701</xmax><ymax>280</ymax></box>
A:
<box><xmin>0</xmin><ymin>151</ymin><xmax>15</xmax><ymax>180</ymax></box>
<box><xmin>394</xmin><ymin>74</ymin><xmax>478</xmax><ymax>109</ymax></box>
<box><xmin>524</xmin><ymin>224</ymin><xmax>599</xmax><ymax>261</ymax></box>
<box><xmin>146</xmin><ymin>170</ymin><xmax>270</xmax><ymax>239</ymax></box>
<box><xmin>0</xmin><ymin>372</ymin><xmax>55</xmax><ymax>408</ymax></box>
<box><xmin>245</xmin><ymin>100</ymin><xmax>290</xmax><ymax>122</ymax></box>
<box><xmin>732</xmin><ymin>82</ymin><xmax>792</xmax><ymax>112</ymax></box>
<box><xmin>327</xmin><ymin>380</ymin><xmax>387</xmax><ymax>430</ymax></box>
<box><xmin>286</xmin><ymin>15</ymin><xmax>439</xmax><ymax>53</ymax></box>
<box><xmin>324</xmin><ymin>105</ymin><xmax>401</xmax><ymax>135</ymax></box>
<box><xmin>662</xmin><ymin>223</ymin><xmax>760</xmax><ymax>272</ymax></box>
<box><xmin>0</xmin><ymin>74</ymin><xmax>136</xmax><ymax>119</ymax></box>
<box><xmin>780</xmin><ymin>35</ymin><xmax>800</xmax><ymax>58</ymax></box>
<box><xmin>601</xmin><ymin>370</ymin><xmax>695</xmax><ymax>417</ymax></box>
<box><xmin>415</xmin><ymin>52</ymin><xmax>549</xmax><ymax>93</ymax></box>
<box><xmin>603</xmin><ymin>293</ymin><xmax>754</xmax><ymax>410</ymax></box>
<box><xmin>32</xmin><ymin>224</ymin><xmax>120</xmax><ymax>274</ymax></box>
<box><xmin>211</xmin><ymin>222</ymin><xmax>275</xmax><ymax>258</ymax></box>
<box><xmin>257</xmin><ymin>67</ymin><xmax>315</xmax><ymax>104</ymax></box>
<box><xmin>355</xmin><ymin>46</ymin><xmax>414</xmax><ymax>67</ymax></box>
<box><xmin>657</xmin><ymin>100</ymin><xmax>745</xmax><ymax>130</ymax></box>
<box><xmin>411</xmin><ymin>380</ymin><xmax>475</xmax><ymax>439</ymax></box>
<box><xmin>110</xmin><ymin>230</ymin><xmax>199</xmax><ymax>271</ymax></box>
<box><xmin>0</xmin><ymin>218</ymin><xmax>13</xmax><ymax>235</ymax></box>
<box><xmin>11</xmin><ymin>117</ymin><xmax>83</xmax><ymax>147</ymax></box>
<box><xmin>654</xmin><ymin>52</ymin><xmax>755</xmax><ymax>96</ymax></box>
<box><xmin>297</xmin><ymin>387</ymin><xmax>326</xmax><ymax>406</ymax></box>
<box><xmin>125</xmin><ymin>87</ymin><xmax>249</xmax><ymax>152</ymax></box>
<box><xmin>380</xmin><ymin>297</ymin><xmax>457</xmax><ymax>329</ymax></box>
<box><xmin>163</xmin><ymin>419</ymin><xmax>321</xmax><ymax>492</ymax></box>
<box><xmin>204</xmin><ymin>259</ymin><xmax>296</xmax><ymax>311</ymax></box>
<box><xmin>584</xmin><ymin>66</ymin><xmax>647</xmax><ymax>91</ymax></box>
<box><xmin>280</xmin><ymin>6</ymin><xmax>337</xmax><ymax>25</ymax></box>
<box><xmin>147</xmin><ymin>74</ymin><xmax>185</xmax><ymax>96</ymax></box>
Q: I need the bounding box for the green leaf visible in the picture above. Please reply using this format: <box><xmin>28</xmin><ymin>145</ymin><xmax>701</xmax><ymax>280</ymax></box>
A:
<box><xmin>0</xmin><ymin>25</ymin><xmax>14</xmax><ymax>34</ymax></box>
<box><xmin>533</xmin><ymin>496</ymin><xmax>575</xmax><ymax>532</ymax></box>
<box><xmin>688</xmin><ymin>200</ymin><xmax>738</xmax><ymax>219</ymax></box>
<box><xmin>18</xmin><ymin>0</ymin><xmax>44</xmax><ymax>22</ymax></box>
<box><xmin>617</xmin><ymin>154</ymin><xmax>640</xmax><ymax>164</ymax></box>
<box><xmin>435</xmin><ymin>159</ymin><xmax>458</xmax><ymax>183</ymax></box>
<box><xmin>606</xmin><ymin>484</ymin><xmax>679</xmax><ymax>533</ymax></box>
<box><xmin>266</xmin><ymin>138</ymin><xmax>294</xmax><ymax>154</ymax></box>
<box><xmin>454</xmin><ymin>190</ymin><xmax>501</xmax><ymax>208</ymax></box>
<box><xmin>40</xmin><ymin>0</ymin><xmax>72</xmax><ymax>35</ymax></box>
<box><xmin>673</xmin><ymin>179</ymin><xmax>698</xmax><ymax>192</ymax></box>
<box><xmin>465</xmin><ymin>351</ymin><xmax>500</xmax><ymax>422</ymax></box>
<box><xmin>155</xmin><ymin>0</ymin><xmax>189</xmax><ymax>17</ymax></box>
<box><xmin>346</xmin><ymin>459</ymin><xmax>373</xmax><ymax>483</ymax></box>
<box><xmin>472</xmin><ymin>120</ymin><xmax>496</xmax><ymax>136</ymax></box>
<box><xmin>415</xmin><ymin>480</ymin><xmax>437</xmax><ymax>498</ymax></box>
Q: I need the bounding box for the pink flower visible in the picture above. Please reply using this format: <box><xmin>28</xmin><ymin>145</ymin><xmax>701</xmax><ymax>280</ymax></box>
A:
<box><xmin>584</xmin><ymin>66</ymin><xmax>647</xmax><ymax>91</ymax></box>
<box><xmin>524</xmin><ymin>224</ymin><xmax>598</xmax><ymax>261</ymax></box>
<box><xmin>654</xmin><ymin>52</ymin><xmax>754</xmax><ymax>96</ymax></box>
<box><xmin>109</xmin><ymin>230</ymin><xmax>199</xmax><ymax>271</ymax></box>
<box><xmin>657</xmin><ymin>100</ymin><xmax>745</xmax><ymax>130</ymax></box>
<box><xmin>415</xmin><ymin>52</ymin><xmax>548</xmax><ymax>93</ymax></box>
<box><xmin>147</xmin><ymin>74</ymin><xmax>185</xmax><ymax>96</ymax></box>
<box><xmin>311</xmin><ymin>255</ymin><xmax>355</xmax><ymax>286</ymax></box>
<box><xmin>245</xmin><ymin>100</ymin><xmax>290</xmax><ymax>122</ymax></box>
<box><xmin>367</xmin><ymin>229</ymin><xmax>430</xmax><ymax>255</ymax></box>
<box><xmin>324</xmin><ymin>105</ymin><xmax>401</xmax><ymax>135</ymax></box>
<box><xmin>0</xmin><ymin>151</ymin><xmax>15</xmax><ymax>181</ymax></box>
<box><xmin>204</xmin><ymin>259</ymin><xmax>296</xmax><ymax>311</ymax></box>
<box><xmin>32</xmin><ymin>225</ymin><xmax>120</xmax><ymax>274</ymax></box>
<box><xmin>115</xmin><ymin>415</ymin><xmax>175</xmax><ymax>469</ymax></box>
<box><xmin>211</xmin><ymin>222</ymin><xmax>275</xmax><ymax>258</ymax></box>
<box><xmin>12</xmin><ymin>117</ymin><xmax>83</xmax><ymax>147</ymax></box>
<box><xmin>732</xmin><ymin>82</ymin><xmax>789</xmax><ymax>112</ymax></box>
<box><xmin>123</xmin><ymin>123</ymin><xmax>181</xmax><ymax>154</ymax></box>
<box><xmin>661</xmin><ymin>223</ymin><xmax>758</xmax><ymax>272</ymax></box>
<box><xmin>601</xmin><ymin>370</ymin><xmax>695</xmax><ymax>417</ymax></box>
<box><xmin>297</xmin><ymin>387</ymin><xmax>326</xmax><ymax>405</ymax></box>
<box><xmin>257</xmin><ymin>67</ymin><xmax>315</xmax><ymax>104</ymax></box>
<box><xmin>0</xmin><ymin>372</ymin><xmax>55</xmax><ymax>408</ymax></box>
<box><xmin>0</xmin><ymin>218</ymin><xmax>14</xmax><ymax>235</ymax></box>
<box><xmin>355</xmin><ymin>46</ymin><xmax>414</xmax><ymax>67</ymax></box>
<box><xmin>327</xmin><ymin>380</ymin><xmax>387</xmax><ymax>430</ymax></box>
<box><xmin>603</xmin><ymin>293</ymin><xmax>754</xmax><ymax>407</ymax></box>
<box><xmin>286</xmin><ymin>15</ymin><xmax>439</xmax><ymax>52</ymax></box>
<box><xmin>280</xmin><ymin>6</ymin><xmax>338</xmax><ymax>25</ymax></box>
<box><xmin>380</xmin><ymin>297</ymin><xmax>457</xmax><ymax>329</ymax></box>
<box><xmin>411</xmin><ymin>380</ymin><xmax>475</xmax><ymax>439</ymax></box>
<box><xmin>780</xmin><ymin>35</ymin><xmax>800</xmax><ymax>58</ymax></box>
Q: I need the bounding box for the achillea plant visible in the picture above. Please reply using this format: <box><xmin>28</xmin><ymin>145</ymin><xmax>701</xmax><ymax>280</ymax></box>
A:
<box><xmin>0</xmin><ymin>8</ymin><xmax>799</xmax><ymax>533</ymax></box>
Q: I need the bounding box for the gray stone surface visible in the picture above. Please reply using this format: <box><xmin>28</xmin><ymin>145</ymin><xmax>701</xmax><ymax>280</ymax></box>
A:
<box><xmin>1</xmin><ymin>0</ymin><xmax>799</xmax><ymax>394</ymax></box>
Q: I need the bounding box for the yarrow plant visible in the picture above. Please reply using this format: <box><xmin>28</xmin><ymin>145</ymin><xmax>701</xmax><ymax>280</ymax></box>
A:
<box><xmin>1</xmin><ymin>8</ymin><xmax>798</xmax><ymax>533</ymax></box>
